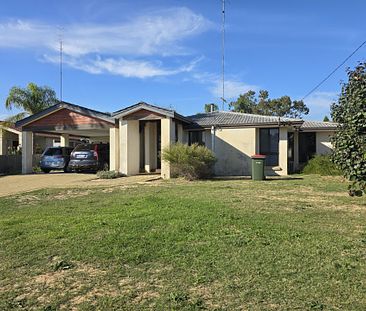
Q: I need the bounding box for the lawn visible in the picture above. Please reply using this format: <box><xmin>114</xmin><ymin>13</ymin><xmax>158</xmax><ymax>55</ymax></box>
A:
<box><xmin>0</xmin><ymin>175</ymin><xmax>365</xmax><ymax>310</ymax></box>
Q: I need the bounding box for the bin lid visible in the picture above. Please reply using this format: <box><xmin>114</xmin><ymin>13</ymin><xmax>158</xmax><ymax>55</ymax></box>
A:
<box><xmin>251</xmin><ymin>154</ymin><xmax>266</xmax><ymax>159</ymax></box>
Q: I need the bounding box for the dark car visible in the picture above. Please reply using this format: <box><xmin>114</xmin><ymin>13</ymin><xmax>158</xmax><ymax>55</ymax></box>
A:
<box><xmin>40</xmin><ymin>147</ymin><xmax>74</xmax><ymax>173</ymax></box>
<box><xmin>68</xmin><ymin>143</ymin><xmax>110</xmax><ymax>172</ymax></box>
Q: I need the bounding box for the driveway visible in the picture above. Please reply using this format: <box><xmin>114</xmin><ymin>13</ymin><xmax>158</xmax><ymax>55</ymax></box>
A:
<box><xmin>0</xmin><ymin>173</ymin><xmax>160</xmax><ymax>197</ymax></box>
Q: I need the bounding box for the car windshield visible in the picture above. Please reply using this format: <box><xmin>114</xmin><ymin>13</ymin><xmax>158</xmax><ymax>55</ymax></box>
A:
<box><xmin>74</xmin><ymin>144</ymin><xmax>93</xmax><ymax>151</ymax></box>
<box><xmin>44</xmin><ymin>148</ymin><xmax>63</xmax><ymax>156</ymax></box>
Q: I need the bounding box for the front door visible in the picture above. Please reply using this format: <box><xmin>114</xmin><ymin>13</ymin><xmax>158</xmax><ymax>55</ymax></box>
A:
<box><xmin>139</xmin><ymin>122</ymin><xmax>145</xmax><ymax>172</ymax></box>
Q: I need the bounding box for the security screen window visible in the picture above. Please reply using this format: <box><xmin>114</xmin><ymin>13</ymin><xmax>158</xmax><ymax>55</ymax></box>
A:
<box><xmin>259</xmin><ymin>128</ymin><xmax>279</xmax><ymax>166</ymax></box>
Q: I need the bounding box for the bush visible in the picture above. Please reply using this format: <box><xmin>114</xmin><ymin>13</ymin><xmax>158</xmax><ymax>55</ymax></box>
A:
<box><xmin>96</xmin><ymin>170</ymin><xmax>125</xmax><ymax>179</ymax></box>
<box><xmin>302</xmin><ymin>155</ymin><xmax>342</xmax><ymax>176</ymax></box>
<box><xmin>162</xmin><ymin>143</ymin><xmax>216</xmax><ymax>180</ymax></box>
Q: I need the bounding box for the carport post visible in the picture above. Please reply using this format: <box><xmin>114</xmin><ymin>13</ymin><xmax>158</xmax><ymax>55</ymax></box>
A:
<box><xmin>109</xmin><ymin>127</ymin><xmax>119</xmax><ymax>171</ymax></box>
<box><xmin>22</xmin><ymin>131</ymin><xmax>33</xmax><ymax>174</ymax></box>
<box><xmin>161</xmin><ymin>118</ymin><xmax>175</xmax><ymax>179</ymax></box>
<box><xmin>60</xmin><ymin>134</ymin><xmax>69</xmax><ymax>147</ymax></box>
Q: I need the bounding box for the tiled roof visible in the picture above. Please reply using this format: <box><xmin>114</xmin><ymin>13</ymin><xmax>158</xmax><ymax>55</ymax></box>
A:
<box><xmin>186</xmin><ymin>111</ymin><xmax>303</xmax><ymax>128</ymax></box>
<box><xmin>300</xmin><ymin>120</ymin><xmax>338</xmax><ymax>130</ymax></box>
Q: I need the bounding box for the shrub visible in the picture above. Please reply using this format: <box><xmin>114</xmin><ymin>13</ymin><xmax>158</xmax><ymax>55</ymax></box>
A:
<box><xmin>162</xmin><ymin>143</ymin><xmax>216</xmax><ymax>180</ymax></box>
<box><xmin>302</xmin><ymin>155</ymin><xmax>342</xmax><ymax>176</ymax></box>
<box><xmin>96</xmin><ymin>170</ymin><xmax>124</xmax><ymax>179</ymax></box>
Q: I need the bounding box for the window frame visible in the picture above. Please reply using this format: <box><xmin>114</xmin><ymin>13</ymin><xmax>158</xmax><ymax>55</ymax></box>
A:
<box><xmin>188</xmin><ymin>131</ymin><xmax>204</xmax><ymax>146</ymax></box>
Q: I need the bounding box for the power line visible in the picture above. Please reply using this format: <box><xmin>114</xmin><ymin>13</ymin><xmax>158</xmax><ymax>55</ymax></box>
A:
<box><xmin>301</xmin><ymin>40</ymin><xmax>366</xmax><ymax>101</ymax></box>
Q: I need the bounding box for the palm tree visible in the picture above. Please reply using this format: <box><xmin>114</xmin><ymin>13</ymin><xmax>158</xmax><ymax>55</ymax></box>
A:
<box><xmin>4</xmin><ymin>82</ymin><xmax>59</xmax><ymax>124</ymax></box>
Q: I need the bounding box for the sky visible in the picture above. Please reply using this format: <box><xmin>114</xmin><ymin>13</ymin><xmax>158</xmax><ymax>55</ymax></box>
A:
<box><xmin>0</xmin><ymin>0</ymin><xmax>365</xmax><ymax>121</ymax></box>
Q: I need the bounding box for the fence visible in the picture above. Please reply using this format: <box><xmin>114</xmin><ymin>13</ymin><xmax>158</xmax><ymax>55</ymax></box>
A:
<box><xmin>0</xmin><ymin>155</ymin><xmax>41</xmax><ymax>174</ymax></box>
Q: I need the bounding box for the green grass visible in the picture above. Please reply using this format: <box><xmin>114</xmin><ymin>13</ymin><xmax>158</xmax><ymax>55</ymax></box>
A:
<box><xmin>0</xmin><ymin>175</ymin><xmax>365</xmax><ymax>310</ymax></box>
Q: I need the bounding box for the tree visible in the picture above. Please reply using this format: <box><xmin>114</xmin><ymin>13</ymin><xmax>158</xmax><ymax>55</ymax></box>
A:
<box><xmin>229</xmin><ymin>90</ymin><xmax>309</xmax><ymax>118</ymax></box>
<box><xmin>323</xmin><ymin>116</ymin><xmax>330</xmax><ymax>122</ymax></box>
<box><xmin>204</xmin><ymin>103</ymin><xmax>218</xmax><ymax>113</ymax></box>
<box><xmin>331</xmin><ymin>62</ymin><xmax>366</xmax><ymax>196</ymax></box>
<box><xmin>228</xmin><ymin>90</ymin><xmax>256</xmax><ymax>113</ymax></box>
<box><xmin>5</xmin><ymin>83</ymin><xmax>58</xmax><ymax>123</ymax></box>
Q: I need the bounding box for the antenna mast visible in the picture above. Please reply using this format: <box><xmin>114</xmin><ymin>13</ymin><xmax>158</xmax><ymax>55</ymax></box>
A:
<box><xmin>221</xmin><ymin>0</ymin><xmax>225</xmax><ymax>110</ymax></box>
<box><xmin>58</xmin><ymin>27</ymin><xmax>64</xmax><ymax>103</ymax></box>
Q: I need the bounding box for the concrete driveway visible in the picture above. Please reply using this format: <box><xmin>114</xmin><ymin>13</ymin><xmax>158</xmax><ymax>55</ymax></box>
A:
<box><xmin>0</xmin><ymin>173</ymin><xmax>160</xmax><ymax>197</ymax></box>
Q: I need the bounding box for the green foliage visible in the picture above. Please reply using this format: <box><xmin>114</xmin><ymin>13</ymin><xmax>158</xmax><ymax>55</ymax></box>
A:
<box><xmin>229</xmin><ymin>89</ymin><xmax>309</xmax><ymax>118</ymax></box>
<box><xmin>96</xmin><ymin>170</ymin><xmax>124</xmax><ymax>179</ymax></box>
<box><xmin>204</xmin><ymin>103</ymin><xmax>218</xmax><ymax>112</ymax></box>
<box><xmin>5</xmin><ymin>82</ymin><xmax>58</xmax><ymax>123</ymax></box>
<box><xmin>162</xmin><ymin>143</ymin><xmax>216</xmax><ymax>180</ymax></box>
<box><xmin>302</xmin><ymin>155</ymin><xmax>342</xmax><ymax>176</ymax></box>
<box><xmin>323</xmin><ymin>116</ymin><xmax>330</xmax><ymax>122</ymax></box>
<box><xmin>331</xmin><ymin>62</ymin><xmax>366</xmax><ymax>196</ymax></box>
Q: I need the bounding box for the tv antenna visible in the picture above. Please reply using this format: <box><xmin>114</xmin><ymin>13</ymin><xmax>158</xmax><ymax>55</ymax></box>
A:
<box><xmin>58</xmin><ymin>27</ymin><xmax>64</xmax><ymax>103</ymax></box>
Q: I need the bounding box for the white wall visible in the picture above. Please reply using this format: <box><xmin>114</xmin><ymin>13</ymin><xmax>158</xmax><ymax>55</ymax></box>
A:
<box><xmin>316</xmin><ymin>131</ymin><xmax>334</xmax><ymax>155</ymax></box>
<box><xmin>206</xmin><ymin>127</ymin><xmax>256</xmax><ymax>176</ymax></box>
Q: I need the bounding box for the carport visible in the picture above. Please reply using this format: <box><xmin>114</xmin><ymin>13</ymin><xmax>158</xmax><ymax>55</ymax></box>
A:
<box><xmin>15</xmin><ymin>102</ymin><xmax>115</xmax><ymax>174</ymax></box>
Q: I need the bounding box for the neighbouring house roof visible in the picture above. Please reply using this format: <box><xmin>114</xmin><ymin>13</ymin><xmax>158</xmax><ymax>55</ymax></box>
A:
<box><xmin>15</xmin><ymin>101</ymin><xmax>114</xmax><ymax>128</ymax></box>
<box><xmin>0</xmin><ymin>121</ymin><xmax>21</xmax><ymax>134</ymax></box>
<box><xmin>185</xmin><ymin>111</ymin><xmax>304</xmax><ymax>129</ymax></box>
<box><xmin>112</xmin><ymin>102</ymin><xmax>192</xmax><ymax>124</ymax></box>
<box><xmin>300</xmin><ymin>120</ymin><xmax>338</xmax><ymax>131</ymax></box>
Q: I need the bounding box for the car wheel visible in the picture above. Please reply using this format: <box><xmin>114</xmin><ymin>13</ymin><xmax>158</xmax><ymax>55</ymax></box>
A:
<box><xmin>42</xmin><ymin>169</ymin><xmax>50</xmax><ymax>174</ymax></box>
<box><xmin>63</xmin><ymin>166</ymin><xmax>70</xmax><ymax>173</ymax></box>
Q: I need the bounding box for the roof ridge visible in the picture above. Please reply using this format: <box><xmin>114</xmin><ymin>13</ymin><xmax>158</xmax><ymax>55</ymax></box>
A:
<box><xmin>188</xmin><ymin>110</ymin><xmax>302</xmax><ymax>121</ymax></box>
<box><xmin>60</xmin><ymin>101</ymin><xmax>111</xmax><ymax>116</ymax></box>
<box><xmin>112</xmin><ymin>101</ymin><xmax>175</xmax><ymax>116</ymax></box>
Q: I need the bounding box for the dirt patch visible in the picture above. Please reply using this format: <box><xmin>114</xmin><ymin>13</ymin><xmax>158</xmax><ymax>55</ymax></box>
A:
<box><xmin>53</xmin><ymin>189</ymin><xmax>92</xmax><ymax>200</ymax></box>
<box><xmin>16</xmin><ymin>195</ymin><xmax>41</xmax><ymax>205</ymax></box>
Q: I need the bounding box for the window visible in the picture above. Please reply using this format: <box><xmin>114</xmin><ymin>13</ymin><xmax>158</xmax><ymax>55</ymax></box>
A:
<box><xmin>188</xmin><ymin>131</ymin><xmax>204</xmax><ymax>146</ymax></box>
<box><xmin>259</xmin><ymin>128</ymin><xmax>279</xmax><ymax>166</ymax></box>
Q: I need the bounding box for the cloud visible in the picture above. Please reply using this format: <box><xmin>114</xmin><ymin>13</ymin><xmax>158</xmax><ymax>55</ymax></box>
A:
<box><xmin>0</xmin><ymin>8</ymin><xmax>212</xmax><ymax>57</ymax></box>
<box><xmin>210</xmin><ymin>79</ymin><xmax>259</xmax><ymax>99</ymax></box>
<box><xmin>0</xmin><ymin>8</ymin><xmax>211</xmax><ymax>78</ymax></box>
<box><xmin>43</xmin><ymin>54</ymin><xmax>202</xmax><ymax>78</ymax></box>
<box><xmin>192</xmin><ymin>72</ymin><xmax>259</xmax><ymax>100</ymax></box>
<box><xmin>303</xmin><ymin>91</ymin><xmax>338</xmax><ymax>119</ymax></box>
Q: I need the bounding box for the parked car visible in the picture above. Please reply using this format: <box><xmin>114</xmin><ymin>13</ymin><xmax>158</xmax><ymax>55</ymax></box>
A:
<box><xmin>68</xmin><ymin>143</ymin><xmax>110</xmax><ymax>172</ymax></box>
<box><xmin>40</xmin><ymin>147</ymin><xmax>74</xmax><ymax>173</ymax></box>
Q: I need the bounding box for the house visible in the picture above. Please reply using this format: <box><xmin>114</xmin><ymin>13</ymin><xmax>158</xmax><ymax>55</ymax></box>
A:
<box><xmin>15</xmin><ymin>101</ymin><xmax>337</xmax><ymax>178</ymax></box>
<box><xmin>0</xmin><ymin>122</ymin><xmax>20</xmax><ymax>155</ymax></box>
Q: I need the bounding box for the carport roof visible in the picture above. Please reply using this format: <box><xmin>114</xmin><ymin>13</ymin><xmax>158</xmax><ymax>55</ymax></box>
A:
<box><xmin>15</xmin><ymin>101</ymin><xmax>114</xmax><ymax>128</ymax></box>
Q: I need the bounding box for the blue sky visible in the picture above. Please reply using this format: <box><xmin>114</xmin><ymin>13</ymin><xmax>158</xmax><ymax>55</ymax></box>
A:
<box><xmin>0</xmin><ymin>0</ymin><xmax>365</xmax><ymax>121</ymax></box>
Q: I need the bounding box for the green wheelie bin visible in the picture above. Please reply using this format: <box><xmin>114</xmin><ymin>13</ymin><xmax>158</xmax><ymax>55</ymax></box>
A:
<box><xmin>251</xmin><ymin>154</ymin><xmax>266</xmax><ymax>180</ymax></box>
